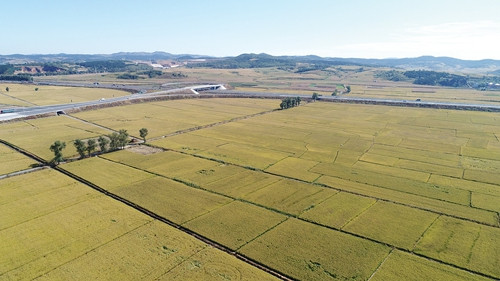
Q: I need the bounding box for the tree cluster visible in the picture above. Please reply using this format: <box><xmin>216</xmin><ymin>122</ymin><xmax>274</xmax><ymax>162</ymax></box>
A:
<box><xmin>280</xmin><ymin>97</ymin><xmax>301</xmax><ymax>109</ymax></box>
<box><xmin>0</xmin><ymin>74</ymin><xmax>33</xmax><ymax>81</ymax></box>
<box><xmin>404</xmin><ymin>70</ymin><xmax>468</xmax><ymax>87</ymax></box>
<box><xmin>50</xmin><ymin>129</ymin><xmax>135</xmax><ymax>164</ymax></box>
<box><xmin>376</xmin><ymin>70</ymin><xmax>468</xmax><ymax>87</ymax></box>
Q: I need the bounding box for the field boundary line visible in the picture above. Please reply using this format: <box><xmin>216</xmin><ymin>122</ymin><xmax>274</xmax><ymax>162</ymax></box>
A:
<box><xmin>52</xmin><ymin>164</ymin><xmax>295</xmax><ymax>281</ymax></box>
<box><xmin>153</xmin><ymin>245</ymin><xmax>209</xmax><ymax>280</ymax></box>
<box><xmin>96</xmin><ymin>153</ymin><xmax>499</xmax><ymax>280</ymax></box>
<box><xmin>235</xmin><ymin>218</ymin><xmax>289</xmax><ymax>252</ymax></box>
<box><xmin>0</xmin><ymin>91</ymin><xmax>37</xmax><ymax>106</ymax></box>
<box><xmin>411</xmin><ymin>214</ymin><xmax>441</xmax><ymax>251</ymax></box>
<box><xmin>367</xmin><ymin>248</ymin><xmax>394</xmax><ymax>281</ymax></box>
<box><xmin>339</xmin><ymin>199</ymin><xmax>378</xmax><ymax>230</ymax></box>
<box><xmin>64</xmin><ymin>114</ymin><xmax>125</xmax><ymax>135</ymax></box>
<box><xmin>0</xmin><ymin>166</ymin><xmax>47</xmax><ymax>180</ymax></box>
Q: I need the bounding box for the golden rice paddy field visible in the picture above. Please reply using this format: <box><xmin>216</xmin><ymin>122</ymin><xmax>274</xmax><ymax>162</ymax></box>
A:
<box><xmin>1</xmin><ymin>97</ymin><xmax>499</xmax><ymax>280</ymax></box>
<box><xmin>0</xmin><ymin>83</ymin><xmax>128</xmax><ymax>107</ymax></box>
<box><xmin>0</xmin><ymin>169</ymin><xmax>279</xmax><ymax>281</ymax></box>
<box><xmin>0</xmin><ymin>143</ymin><xmax>37</xmax><ymax>175</ymax></box>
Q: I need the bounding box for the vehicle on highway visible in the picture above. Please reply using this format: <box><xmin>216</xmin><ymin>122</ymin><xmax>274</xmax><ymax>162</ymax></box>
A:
<box><xmin>0</xmin><ymin>109</ymin><xmax>15</xmax><ymax>114</ymax></box>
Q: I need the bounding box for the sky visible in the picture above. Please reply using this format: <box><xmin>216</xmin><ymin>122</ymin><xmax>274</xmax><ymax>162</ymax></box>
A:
<box><xmin>1</xmin><ymin>0</ymin><xmax>499</xmax><ymax>60</ymax></box>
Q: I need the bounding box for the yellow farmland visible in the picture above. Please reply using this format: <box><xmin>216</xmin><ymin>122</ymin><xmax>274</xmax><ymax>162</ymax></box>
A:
<box><xmin>2</xmin><ymin>96</ymin><xmax>500</xmax><ymax>280</ymax></box>
<box><xmin>72</xmin><ymin>98</ymin><xmax>278</xmax><ymax>139</ymax></box>
<box><xmin>0</xmin><ymin>143</ymin><xmax>37</xmax><ymax>175</ymax></box>
<box><xmin>0</xmin><ymin>169</ymin><xmax>279</xmax><ymax>280</ymax></box>
<box><xmin>0</xmin><ymin>83</ymin><xmax>128</xmax><ymax>106</ymax></box>
<box><xmin>0</xmin><ymin>116</ymin><xmax>110</xmax><ymax>160</ymax></box>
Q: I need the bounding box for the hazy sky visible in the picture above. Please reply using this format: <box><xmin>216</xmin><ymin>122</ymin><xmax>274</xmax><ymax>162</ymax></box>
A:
<box><xmin>2</xmin><ymin>0</ymin><xmax>499</xmax><ymax>59</ymax></box>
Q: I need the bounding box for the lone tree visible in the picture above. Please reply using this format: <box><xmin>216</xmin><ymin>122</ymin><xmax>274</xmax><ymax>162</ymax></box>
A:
<box><xmin>50</xmin><ymin>140</ymin><xmax>66</xmax><ymax>164</ymax></box>
<box><xmin>5</xmin><ymin>87</ymin><xmax>9</xmax><ymax>92</ymax></box>
<box><xmin>73</xmin><ymin>139</ymin><xmax>86</xmax><ymax>159</ymax></box>
<box><xmin>98</xmin><ymin>136</ymin><xmax>109</xmax><ymax>152</ymax></box>
<box><xmin>139</xmin><ymin>128</ymin><xmax>148</xmax><ymax>143</ymax></box>
<box><xmin>108</xmin><ymin>132</ymin><xmax>120</xmax><ymax>151</ymax></box>
<box><xmin>108</xmin><ymin>129</ymin><xmax>129</xmax><ymax>150</ymax></box>
<box><xmin>87</xmin><ymin>139</ymin><xmax>96</xmax><ymax>157</ymax></box>
<box><xmin>118</xmin><ymin>129</ymin><xmax>129</xmax><ymax>149</ymax></box>
<box><xmin>312</xmin><ymin>92</ymin><xmax>319</xmax><ymax>100</ymax></box>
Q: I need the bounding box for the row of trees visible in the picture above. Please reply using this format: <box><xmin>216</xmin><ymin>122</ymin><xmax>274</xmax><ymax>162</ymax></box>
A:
<box><xmin>50</xmin><ymin>128</ymin><xmax>148</xmax><ymax>164</ymax></box>
<box><xmin>280</xmin><ymin>97</ymin><xmax>301</xmax><ymax>109</ymax></box>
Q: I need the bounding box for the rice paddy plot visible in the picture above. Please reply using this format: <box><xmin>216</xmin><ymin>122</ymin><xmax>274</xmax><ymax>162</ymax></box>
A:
<box><xmin>461</xmin><ymin>146</ymin><xmax>500</xmax><ymax>161</ymax></box>
<box><xmin>311</xmin><ymin>163</ymin><xmax>470</xmax><ymax>205</ymax></box>
<box><xmin>370</xmin><ymin>250</ymin><xmax>493</xmax><ymax>281</ymax></box>
<box><xmin>0</xmin><ymin>83</ymin><xmax>128</xmax><ymax>106</ymax></box>
<box><xmin>0</xmin><ymin>143</ymin><xmax>37</xmax><ymax>175</ymax></box>
<box><xmin>0</xmin><ymin>116</ymin><xmax>110</xmax><ymax>160</ymax></box>
<box><xmin>428</xmin><ymin>174</ymin><xmax>500</xmax><ymax>198</ymax></box>
<box><xmin>239</xmin><ymin>218</ymin><xmax>391</xmax><ymax>281</ymax></box>
<box><xmin>300</xmin><ymin>191</ymin><xmax>376</xmax><ymax>229</ymax></box>
<box><xmin>343</xmin><ymin>201</ymin><xmax>439</xmax><ymax>250</ymax></box>
<box><xmin>175</xmin><ymin>163</ymin><xmax>247</xmax><ymax>187</ymax></box>
<box><xmin>463</xmin><ymin>169</ymin><xmax>500</xmax><ymax>186</ymax></box>
<box><xmin>0</xmin><ymin>168</ymin><xmax>77</xmax><ymax>205</ymax></box>
<box><xmin>243</xmin><ymin>179</ymin><xmax>338</xmax><ymax>216</ymax></box>
<box><xmin>73</xmin><ymin>98</ymin><xmax>278</xmax><ymax>139</ymax></box>
<box><xmin>471</xmin><ymin>192</ymin><xmax>500</xmax><ymax>212</ymax></box>
<box><xmin>159</xmin><ymin>246</ymin><xmax>280</xmax><ymax>281</ymax></box>
<box><xmin>352</xmin><ymin>160</ymin><xmax>430</xmax><ymax>182</ymax></box>
<box><xmin>183</xmin><ymin>201</ymin><xmax>287</xmax><ymax>250</ymax></box>
<box><xmin>195</xmin><ymin>142</ymin><xmax>290</xmax><ymax>170</ymax></box>
<box><xmin>152</xmin><ymin>132</ymin><xmax>228</xmax><ymax>153</ymax></box>
<box><xmin>395</xmin><ymin>159</ymin><xmax>463</xmax><ymax>178</ymax></box>
<box><xmin>0</xmin><ymin>168</ymin><xmax>278</xmax><ymax>280</ymax></box>
<box><xmin>204</xmin><ymin>169</ymin><xmax>281</xmax><ymax>198</ymax></box>
<box><xmin>414</xmin><ymin>216</ymin><xmax>500</xmax><ymax>279</ymax></box>
<box><xmin>113</xmin><ymin>176</ymin><xmax>232</xmax><ymax>224</ymax></box>
<box><xmin>34</xmin><ymin>220</ymin><xmax>207</xmax><ymax>281</ymax></box>
<box><xmin>0</xmin><ymin>192</ymin><xmax>152</xmax><ymax>280</ymax></box>
<box><xmin>63</xmin><ymin>156</ymin><xmax>155</xmax><ymax>191</ymax></box>
<box><xmin>101</xmin><ymin>149</ymin><xmax>185</xmax><ymax>170</ymax></box>
<box><xmin>316</xmin><ymin>176</ymin><xmax>498</xmax><ymax>226</ymax></box>
<box><xmin>265</xmin><ymin>156</ymin><xmax>320</xmax><ymax>182</ymax></box>
<box><xmin>367</xmin><ymin>143</ymin><xmax>462</xmax><ymax>168</ymax></box>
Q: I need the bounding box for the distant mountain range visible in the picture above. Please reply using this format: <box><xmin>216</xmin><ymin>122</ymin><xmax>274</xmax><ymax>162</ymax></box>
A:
<box><xmin>0</xmin><ymin>52</ymin><xmax>212</xmax><ymax>64</ymax></box>
<box><xmin>1</xmin><ymin>52</ymin><xmax>499</xmax><ymax>74</ymax></box>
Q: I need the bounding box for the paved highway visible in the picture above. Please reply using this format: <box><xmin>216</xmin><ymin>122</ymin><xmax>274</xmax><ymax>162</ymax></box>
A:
<box><xmin>2</xmin><ymin>87</ymin><xmax>500</xmax><ymax>122</ymax></box>
<box><xmin>206</xmin><ymin>90</ymin><xmax>500</xmax><ymax>112</ymax></box>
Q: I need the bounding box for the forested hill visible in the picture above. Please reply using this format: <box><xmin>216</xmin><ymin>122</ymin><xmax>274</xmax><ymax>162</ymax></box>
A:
<box><xmin>192</xmin><ymin>54</ymin><xmax>500</xmax><ymax>74</ymax></box>
<box><xmin>0</xmin><ymin>52</ymin><xmax>211</xmax><ymax>64</ymax></box>
<box><xmin>1</xmin><ymin>52</ymin><xmax>500</xmax><ymax>74</ymax></box>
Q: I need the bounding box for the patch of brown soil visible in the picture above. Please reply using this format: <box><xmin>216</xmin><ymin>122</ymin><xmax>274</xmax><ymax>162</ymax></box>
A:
<box><xmin>126</xmin><ymin>145</ymin><xmax>163</xmax><ymax>155</ymax></box>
